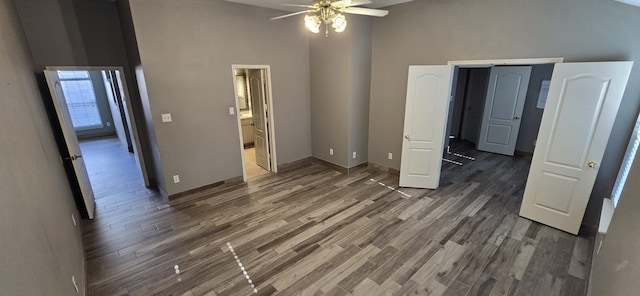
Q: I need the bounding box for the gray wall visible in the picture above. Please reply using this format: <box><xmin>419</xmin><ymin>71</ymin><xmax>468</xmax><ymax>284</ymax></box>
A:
<box><xmin>368</xmin><ymin>0</ymin><xmax>640</xmax><ymax>227</ymax></box>
<box><xmin>75</xmin><ymin>71</ymin><xmax>117</xmax><ymax>139</ymax></box>
<box><xmin>127</xmin><ymin>0</ymin><xmax>311</xmax><ymax>195</ymax></box>
<box><xmin>14</xmin><ymin>0</ymin><xmax>88</xmax><ymax>69</ymax></box>
<box><xmin>311</xmin><ymin>16</ymin><xmax>372</xmax><ymax>168</ymax></box>
<box><xmin>310</xmin><ymin>26</ymin><xmax>351</xmax><ymax>167</ymax></box>
<box><xmin>117</xmin><ymin>0</ymin><xmax>165</xmax><ymax>192</ymax></box>
<box><xmin>0</xmin><ymin>0</ymin><xmax>85</xmax><ymax>294</ymax></box>
<box><xmin>73</xmin><ymin>0</ymin><xmax>130</xmax><ymax>67</ymax></box>
<box><xmin>348</xmin><ymin>16</ymin><xmax>373</xmax><ymax>168</ymax></box>
<box><xmin>589</xmin><ymin>154</ymin><xmax>640</xmax><ymax>296</ymax></box>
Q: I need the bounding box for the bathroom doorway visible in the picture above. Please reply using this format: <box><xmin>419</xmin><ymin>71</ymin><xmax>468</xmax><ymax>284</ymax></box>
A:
<box><xmin>232</xmin><ymin>65</ymin><xmax>277</xmax><ymax>180</ymax></box>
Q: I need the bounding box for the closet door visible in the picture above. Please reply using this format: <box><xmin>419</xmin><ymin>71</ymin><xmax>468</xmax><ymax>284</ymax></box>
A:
<box><xmin>477</xmin><ymin>66</ymin><xmax>531</xmax><ymax>156</ymax></box>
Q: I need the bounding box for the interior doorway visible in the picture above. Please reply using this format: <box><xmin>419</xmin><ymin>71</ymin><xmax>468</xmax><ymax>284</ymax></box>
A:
<box><xmin>43</xmin><ymin>66</ymin><xmax>149</xmax><ymax>219</ymax></box>
<box><xmin>232</xmin><ymin>65</ymin><xmax>277</xmax><ymax>181</ymax></box>
<box><xmin>442</xmin><ymin>64</ymin><xmax>554</xmax><ymax>167</ymax></box>
<box><xmin>399</xmin><ymin>59</ymin><xmax>633</xmax><ymax>234</ymax></box>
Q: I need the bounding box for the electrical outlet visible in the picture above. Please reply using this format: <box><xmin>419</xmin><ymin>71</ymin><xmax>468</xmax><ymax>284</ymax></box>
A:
<box><xmin>106</xmin><ymin>121</ymin><xmax>111</xmax><ymax>127</ymax></box>
<box><xmin>173</xmin><ymin>175</ymin><xmax>180</xmax><ymax>183</ymax></box>
<box><xmin>329</xmin><ymin>149</ymin><xmax>334</xmax><ymax>155</ymax></box>
<box><xmin>71</xmin><ymin>276</ymin><xmax>79</xmax><ymax>293</ymax></box>
<box><xmin>162</xmin><ymin>113</ymin><xmax>172</xmax><ymax>123</ymax></box>
<box><xmin>71</xmin><ymin>214</ymin><xmax>77</xmax><ymax>227</ymax></box>
<box><xmin>353</xmin><ymin>151</ymin><xmax>357</xmax><ymax>159</ymax></box>
<box><xmin>388</xmin><ymin>153</ymin><xmax>393</xmax><ymax>160</ymax></box>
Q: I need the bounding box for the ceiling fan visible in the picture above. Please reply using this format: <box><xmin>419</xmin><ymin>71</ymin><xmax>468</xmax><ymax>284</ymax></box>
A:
<box><xmin>271</xmin><ymin>0</ymin><xmax>389</xmax><ymax>36</ymax></box>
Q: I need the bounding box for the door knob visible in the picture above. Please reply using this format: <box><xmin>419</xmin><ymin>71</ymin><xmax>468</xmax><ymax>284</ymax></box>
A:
<box><xmin>71</xmin><ymin>154</ymin><xmax>82</xmax><ymax>161</ymax></box>
<box><xmin>405</xmin><ymin>134</ymin><xmax>410</xmax><ymax>139</ymax></box>
<box><xmin>513</xmin><ymin>115</ymin><xmax>521</xmax><ymax>120</ymax></box>
<box><xmin>587</xmin><ymin>161</ymin><xmax>596</xmax><ymax>168</ymax></box>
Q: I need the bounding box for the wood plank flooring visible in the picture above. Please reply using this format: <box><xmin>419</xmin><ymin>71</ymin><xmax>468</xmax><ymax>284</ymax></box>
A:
<box><xmin>81</xmin><ymin>138</ymin><xmax>592</xmax><ymax>296</ymax></box>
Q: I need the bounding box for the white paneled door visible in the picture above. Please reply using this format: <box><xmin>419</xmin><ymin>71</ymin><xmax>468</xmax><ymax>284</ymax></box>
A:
<box><xmin>248</xmin><ymin>69</ymin><xmax>270</xmax><ymax>171</ymax></box>
<box><xmin>399</xmin><ymin>65</ymin><xmax>454</xmax><ymax>189</ymax></box>
<box><xmin>477</xmin><ymin>66</ymin><xmax>532</xmax><ymax>156</ymax></box>
<box><xmin>44</xmin><ymin>70</ymin><xmax>96</xmax><ymax>219</ymax></box>
<box><xmin>519</xmin><ymin>62</ymin><xmax>633</xmax><ymax>234</ymax></box>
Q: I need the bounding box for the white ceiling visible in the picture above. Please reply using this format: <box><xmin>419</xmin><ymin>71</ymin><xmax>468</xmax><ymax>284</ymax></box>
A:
<box><xmin>224</xmin><ymin>0</ymin><xmax>413</xmax><ymax>12</ymax></box>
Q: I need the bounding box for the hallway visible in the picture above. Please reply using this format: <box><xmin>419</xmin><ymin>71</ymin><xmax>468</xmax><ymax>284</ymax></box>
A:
<box><xmin>80</xmin><ymin>137</ymin><xmax>161</xmax><ymax>205</ymax></box>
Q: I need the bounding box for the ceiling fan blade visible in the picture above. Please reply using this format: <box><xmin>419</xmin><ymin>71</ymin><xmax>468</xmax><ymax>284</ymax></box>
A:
<box><xmin>282</xmin><ymin>4</ymin><xmax>315</xmax><ymax>8</ymax></box>
<box><xmin>334</xmin><ymin>0</ymin><xmax>372</xmax><ymax>7</ymax></box>
<box><xmin>344</xmin><ymin>6</ymin><xmax>389</xmax><ymax>17</ymax></box>
<box><xmin>271</xmin><ymin>10</ymin><xmax>311</xmax><ymax>20</ymax></box>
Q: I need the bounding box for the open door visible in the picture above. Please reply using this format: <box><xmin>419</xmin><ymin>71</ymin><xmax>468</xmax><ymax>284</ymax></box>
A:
<box><xmin>477</xmin><ymin>66</ymin><xmax>531</xmax><ymax>156</ymax></box>
<box><xmin>44</xmin><ymin>70</ymin><xmax>96</xmax><ymax>219</ymax></box>
<box><xmin>519</xmin><ymin>61</ymin><xmax>633</xmax><ymax>234</ymax></box>
<box><xmin>248</xmin><ymin>69</ymin><xmax>271</xmax><ymax>171</ymax></box>
<box><xmin>399</xmin><ymin>65</ymin><xmax>453</xmax><ymax>189</ymax></box>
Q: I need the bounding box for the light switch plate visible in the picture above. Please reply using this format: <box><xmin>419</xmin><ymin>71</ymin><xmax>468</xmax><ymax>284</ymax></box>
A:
<box><xmin>161</xmin><ymin>113</ymin><xmax>172</xmax><ymax>123</ymax></box>
<box><xmin>229</xmin><ymin>107</ymin><xmax>235</xmax><ymax>115</ymax></box>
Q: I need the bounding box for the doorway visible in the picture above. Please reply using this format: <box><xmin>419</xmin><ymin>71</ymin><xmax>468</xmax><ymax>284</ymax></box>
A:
<box><xmin>43</xmin><ymin>66</ymin><xmax>149</xmax><ymax>219</ymax></box>
<box><xmin>232</xmin><ymin>65</ymin><xmax>277</xmax><ymax>181</ymax></box>
<box><xmin>444</xmin><ymin>64</ymin><xmax>554</xmax><ymax>164</ymax></box>
<box><xmin>399</xmin><ymin>59</ymin><xmax>633</xmax><ymax>234</ymax></box>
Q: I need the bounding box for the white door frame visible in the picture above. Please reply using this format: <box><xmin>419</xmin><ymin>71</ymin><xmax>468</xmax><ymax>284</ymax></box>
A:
<box><xmin>448</xmin><ymin>57</ymin><xmax>565</xmax><ymax>67</ymax></box>
<box><xmin>231</xmin><ymin>64</ymin><xmax>278</xmax><ymax>181</ymax></box>
<box><xmin>46</xmin><ymin>66</ymin><xmax>150</xmax><ymax>187</ymax></box>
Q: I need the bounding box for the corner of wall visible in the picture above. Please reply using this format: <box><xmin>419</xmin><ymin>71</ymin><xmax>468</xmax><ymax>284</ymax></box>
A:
<box><xmin>116</xmin><ymin>0</ymin><xmax>165</xmax><ymax>193</ymax></box>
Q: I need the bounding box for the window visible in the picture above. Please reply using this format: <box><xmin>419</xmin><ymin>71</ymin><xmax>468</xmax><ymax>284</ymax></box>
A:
<box><xmin>611</xmin><ymin>113</ymin><xmax>640</xmax><ymax>207</ymax></box>
<box><xmin>58</xmin><ymin>70</ymin><xmax>103</xmax><ymax>129</ymax></box>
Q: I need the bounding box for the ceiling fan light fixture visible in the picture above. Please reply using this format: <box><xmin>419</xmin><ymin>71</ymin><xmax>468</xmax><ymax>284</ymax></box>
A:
<box><xmin>275</xmin><ymin>0</ymin><xmax>387</xmax><ymax>36</ymax></box>
<box><xmin>332</xmin><ymin>13</ymin><xmax>347</xmax><ymax>32</ymax></box>
<box><xmin>304</xmin><ymin>14</ymin><xmax>321</xmax><ymax>33</ymax></box>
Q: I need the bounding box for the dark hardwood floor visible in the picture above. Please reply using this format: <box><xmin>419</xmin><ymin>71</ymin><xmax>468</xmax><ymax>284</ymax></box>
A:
<box><xmin>80</xmin><ymin>138</ymin><xmax>592</xmax><ymax>296</ymax></box>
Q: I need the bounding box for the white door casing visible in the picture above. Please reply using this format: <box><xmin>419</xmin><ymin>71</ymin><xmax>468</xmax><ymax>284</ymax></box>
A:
<box><xmin>248</xmin><ymin>69</ymin><xmax>270</xmax><ymax>171</ymax></box>
<box><xmin>44</xmin><ymin>70</ymin><xmax>96</xmax><ymax>219</ymax></box>
<box><xmin>400</xmin><ymin>65</ymin><xmax>454</xmax><ymax>189</ymax></box>
<box><xmin>112</xmin><ymin>70</ymin><xmax>151</xmax><ymax>187</ymax></box>
<box><xmin>102</xmin><ymin>71</ymin><xmax>128</xmax><ymax>149</ymax></box>
<box><xmin>519</xmin><ymin>61</ymin><xmax>633</xmax><ymax>234</ymax></box>
<box><xmin>477</xmin><ymin>66</ymin><xmax>532</xmax><ymax>156</ymax></box>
